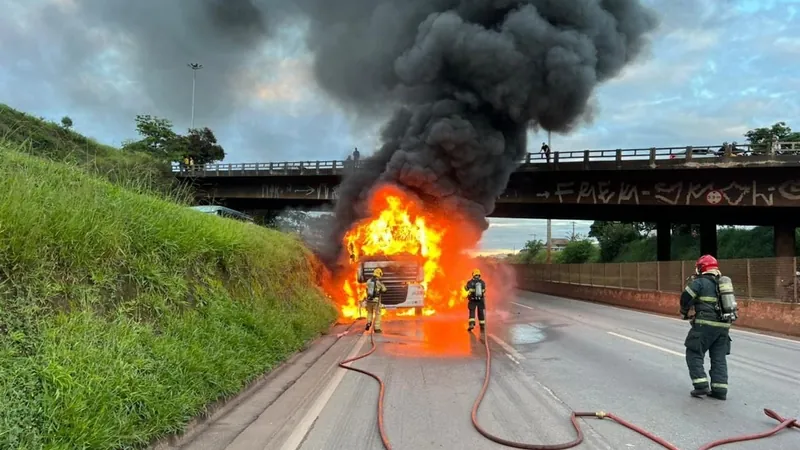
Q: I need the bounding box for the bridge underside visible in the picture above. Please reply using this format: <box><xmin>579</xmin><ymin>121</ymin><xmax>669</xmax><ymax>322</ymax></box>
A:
<box><xmin>218</xmin><ymin>198</ymin><xmax>793</xmax><ymax>226</ymax></box>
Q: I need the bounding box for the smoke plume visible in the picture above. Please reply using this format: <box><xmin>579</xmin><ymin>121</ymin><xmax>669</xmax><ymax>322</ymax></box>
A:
<box><xmin>300</xmin><ymin>0</ymin><xmax>660</xmax><ymax>267</ymax></box>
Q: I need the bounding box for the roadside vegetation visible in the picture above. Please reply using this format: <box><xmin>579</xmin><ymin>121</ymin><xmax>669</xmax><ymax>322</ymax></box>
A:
<box><xmin>0</xmin><ymin>104</ymin><xmax>175</xmax><ymax>195</ymax></box>
<box><xmin>511</xmin><ymin>223</ymin><xmax>800</xmax><ymax>264</ymax></box>
<box><xmin>0</xmin><ymin>110</ymin><xmax>337</xmax><ymax>449</ymax></box>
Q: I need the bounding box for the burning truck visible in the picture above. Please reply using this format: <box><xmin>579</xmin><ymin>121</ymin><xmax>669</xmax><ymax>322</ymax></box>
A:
<box><xmin>326</xmin><ymin>184</ymin><xmax>510</xmax><ymax>320</ymax></box>
<box><xmin>355</xmin><ymin>255</ymin><xmax>426</xmax><ymax>316</ymax></box>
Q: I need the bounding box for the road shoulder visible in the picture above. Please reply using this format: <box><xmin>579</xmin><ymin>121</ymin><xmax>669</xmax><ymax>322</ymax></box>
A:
<box><xmin>151</xmin><ymin>322</ymin><xmax>359</xmax><ymax>450</ymax></box>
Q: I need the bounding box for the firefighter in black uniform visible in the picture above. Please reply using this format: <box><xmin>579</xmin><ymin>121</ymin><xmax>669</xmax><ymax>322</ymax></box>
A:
<box><xmin>680</xmin><ymin>254</ymin><xmax>733</xmax><ymax>400</ymax></box>
<box><xmin>465</xmin><ymin>269</ymin><xmax>486</xmax><ymax>332</ymax></box>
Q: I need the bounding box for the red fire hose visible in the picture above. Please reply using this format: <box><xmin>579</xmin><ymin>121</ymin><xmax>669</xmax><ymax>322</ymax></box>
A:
<box><xmin>337</xmin><ymin>320</ymin><xmax>798</xmax><ymax>449</ymax></box>
<box><xmin>337</xmin><ymin>329</ymin><xmax>393</xmax><ymax>450</ymax></box>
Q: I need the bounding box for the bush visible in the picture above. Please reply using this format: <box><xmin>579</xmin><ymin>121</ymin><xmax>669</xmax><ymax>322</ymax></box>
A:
<box><xmin>560</xmin><ymin>239</ymin><xmax>598</xmax><ymax>263</ymax></box>
<box><xmin>0</xmin><ymin>145</ymin><xmax>337</xmax><ymax>449</ymax></box>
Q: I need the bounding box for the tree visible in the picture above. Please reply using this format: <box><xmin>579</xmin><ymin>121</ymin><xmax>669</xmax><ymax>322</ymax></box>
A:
<box><xmin>60</xmin><ymin>116</ymin><xmax>73</xmax><ymax>129</ymax></box>
<box><xmin>123</xmin><ymin>115</ymin><xmax>184</xmax><ymax>160</ymax></box>
<box><xmin>516</xmin><ymin>239</ymin><xmax>544</xmax><ymax>264</ymax></box>
<box><xmin>123</xmin><ymin>115</ymin><xmax>225</xmax><ymax>164</ymax></box>
<box><xmin>560</xmin><ymin>239</ymin><xmax>597</xmax><ymax>264</ymax></box>
<box><xmin>185</xmin><ymin>127</ymin><xmax>225</xmax><ymax>164</ymax></box>
<box><xmin>744</xmin><ymin>122</ymin><xmax>800</xmax><ymax>151</ymax></box>
<box><xmin>589</xmin><ymin>221</ymin><xmax>642</xmax><ymax>262</ymax></box>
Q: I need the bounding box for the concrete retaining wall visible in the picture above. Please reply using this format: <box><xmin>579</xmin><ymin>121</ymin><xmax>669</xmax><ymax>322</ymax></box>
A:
<box><xmin>517</xmin><ymin>277</ymin><xmax>800</xmax><ymax>338</ymax></box>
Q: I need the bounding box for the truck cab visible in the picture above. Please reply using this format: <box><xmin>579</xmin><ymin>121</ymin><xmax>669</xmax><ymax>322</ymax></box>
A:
<box><xmin>356</xmin><ymin>255</ymin><xmax>425</xmax><ymax>315</ymax></box>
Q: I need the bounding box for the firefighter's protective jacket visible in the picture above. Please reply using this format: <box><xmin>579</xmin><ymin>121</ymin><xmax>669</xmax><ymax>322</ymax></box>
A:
<box><xmin>680</xmin><ymin>273</ymin><xmax>729</xmax><ymax>327</ymax></box>
<box><xmin>464</xmin><ymin>278</ymin><xmax>486</xmax><ymax>301</ymax></box>
<box><xmin>366</xmin><ymin>276</ymin><xmax>387</xmax><ymax>302</ymax></box>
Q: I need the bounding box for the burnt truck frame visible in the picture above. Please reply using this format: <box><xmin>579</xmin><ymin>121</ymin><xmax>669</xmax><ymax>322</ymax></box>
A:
<box><xmin>355</xmin><ymin>254</ymin><xmax>426</xmax><ymax>315</ymax></box>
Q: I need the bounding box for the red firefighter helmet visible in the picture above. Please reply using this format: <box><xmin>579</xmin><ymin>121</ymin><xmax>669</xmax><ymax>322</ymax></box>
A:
<box><xmin>696</xmin><ymin>254</ymin><xmax>719</xmax><ymax>274</ymax></box>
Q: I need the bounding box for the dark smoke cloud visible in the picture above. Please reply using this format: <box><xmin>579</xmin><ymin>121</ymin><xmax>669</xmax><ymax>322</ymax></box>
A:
<box><xmin>299</xmin><ymin>0</ymin><xmax>660</xmax><ymax>266</ymax></box>
<box><xmin>2</xmin><ymin>0</ymin><xmax>657</xmax><ymax>268</ymax></box>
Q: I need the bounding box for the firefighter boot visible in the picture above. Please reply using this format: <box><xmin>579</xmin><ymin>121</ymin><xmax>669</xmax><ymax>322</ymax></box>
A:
<box><xmin>708</xmin><ymin>390</ymin><xmax>727</xmax><ymax>400</ymax></box>
<box><xmin>690</xmin><ymin>387</ymin><xmax>710</xmax><ymax>398</ymax></box>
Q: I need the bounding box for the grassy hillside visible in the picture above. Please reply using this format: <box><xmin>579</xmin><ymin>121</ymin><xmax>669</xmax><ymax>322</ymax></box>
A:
<box><xmin>0</xmin><ymin>143</ymin><xmax>337</xmax><ymax>449</ymax></box>
<box><xmin>0</xmin><ymin>104</ymin><xmax>175</xmax><ymax>194</ymax></box>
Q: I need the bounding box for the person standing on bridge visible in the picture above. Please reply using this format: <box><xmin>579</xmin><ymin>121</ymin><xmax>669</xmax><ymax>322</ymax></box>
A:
<box><xmin>465</xmin><ymin>269</ymin><xmax>487</xmax><ymax>332</ymax></box>
<box><xmin>680</xmin><ymin>255</ymin><xmax>735</xmax><ymax>400</ymax></box>
<box><xmin>540</xmin><ymin>142</ymin><xmax>551</xmax><ymax>163</ymax></box>
<box><xmin>364</xmin><ymin>268</ymin><xmax>387</xmax><ymax>333</ymax></box>
<box><xmin>352</xmin><ymin>147</ymin><xmax>360</xmax><ymax>168</ymax></box>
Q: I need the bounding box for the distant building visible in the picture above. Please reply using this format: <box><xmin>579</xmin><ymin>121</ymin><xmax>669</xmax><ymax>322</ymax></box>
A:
<box><xmin>547</xmin><ymin>238</ymin><xmax>570</xmax><ymax>252</ymax></box>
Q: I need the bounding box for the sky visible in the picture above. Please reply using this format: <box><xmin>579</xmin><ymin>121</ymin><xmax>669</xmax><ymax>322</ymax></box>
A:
<box><xmin>1</xmin><ymin>0</ymin><xmax>798</xmax><ymax>254</ymax></box>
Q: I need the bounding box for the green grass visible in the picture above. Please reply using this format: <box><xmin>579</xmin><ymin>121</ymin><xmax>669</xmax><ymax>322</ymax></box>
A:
<box><xmin>0</xmin><ymin>144</ymin><xmax>338</xmax><ymax>449</ymax></box>
<box><xmin>0</xmin><ymin>103</ymin><xmax>176</xmax><ymax>195</ymax></box>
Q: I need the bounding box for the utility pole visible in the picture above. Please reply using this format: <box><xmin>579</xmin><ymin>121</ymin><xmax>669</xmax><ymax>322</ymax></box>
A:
<box><xmin>546</xmin><ymin>130</ymin><xmax>552</xmax><ymax>264</ymax></box>
<box><xmin>188</xmin><ymin>63</ymin><xmax>203</xmax><ymax>129</ymax></box>
<box><xmin>571</xmin><ymin>221</ymin><xmax>576</xmax><ymax>240</ymax></box>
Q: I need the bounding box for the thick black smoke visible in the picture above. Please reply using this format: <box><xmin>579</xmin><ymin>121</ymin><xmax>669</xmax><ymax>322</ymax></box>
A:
<box><xmin>299</xmin><ymin>0</ymin><xmax>660</xmax><ymax>267</ymax></box>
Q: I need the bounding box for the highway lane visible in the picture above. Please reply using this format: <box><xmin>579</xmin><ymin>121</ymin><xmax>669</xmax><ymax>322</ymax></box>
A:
<box><xmin>501</xmin><ymin>291</ymin><xmax>800</xmax><ymax>449</ymax></box>
<box><xmin>293</xmin><ymin>316</ymin><xmax>616</xmax><ymax>450</ymax></box>
<box><xmin>179</xmin><ymin>291</ymin><xmax>800</xmax><ymax>449</ymax></box>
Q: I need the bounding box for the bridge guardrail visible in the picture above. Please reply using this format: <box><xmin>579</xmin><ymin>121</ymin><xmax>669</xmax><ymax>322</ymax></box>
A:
<box><xmin>172</xmin><ymin>141</ymin><xmax>800</xmax><ymax>176</ymax></box>
<box><xmin>517</xmin><ymin>256</ymin><xmax>798</xmax><ymax>303</ymax></box>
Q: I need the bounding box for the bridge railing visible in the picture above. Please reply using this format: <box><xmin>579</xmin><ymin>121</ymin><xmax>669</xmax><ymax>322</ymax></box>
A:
<box><xmin>171</xmin><ymin>141</ymin><xmax>800</xmax><ymax>175</ymax></box>
<box><xmin>516</xmin><ymin>256</ymin><xmax>799</xmax><ymax>303</ymax></box>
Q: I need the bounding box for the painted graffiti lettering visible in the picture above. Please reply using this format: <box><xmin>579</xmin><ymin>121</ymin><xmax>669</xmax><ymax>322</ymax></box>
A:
<box><xmin>555</xmin><ymin>182</ymin><xmax>575</xmax><ymax>203</ymax></box>
<box><xmin>655</xmin><ymin>182</ymin><xmax>682</xmax><ymax>205</ymax></box>
<box><xmin>576</xmin><ymin>182</ymin><xmax>596</xmax><ymax>204</ymax></box>
<box><xmin>569</xmin><ymin>181</ymin><xmax>617</xmax><ymax>204</ymax></box>
<box><xmin>685</xmin><ymin>182</ymin><xmax>713</xmax><ymax>205</ymax></box>
<box><xmin>778</xmin><ymin>180</ymin><xmax>800</xmax><ymax>200</ymax></box>
<box><xmin>597</xmin><ymin>181</ymin><xmax>615</xmax><ymax>204</ymax></box>
<box><xmin>235</xmin><ymin>178</ymin><xmax>800</xmax><ymax>205</ymax></box>
<box><xmin>752</xmin><ymin>180</ymin><xmax>773</xmax><ymax>206</ymax></box>
<box><xmin>618</xmin><ymin>182</ymin><xmax>639</xmax><ymax>205</ymax></box>
<box><xmin>719</xmin><ymin>182</ymin><xmax>750</xmax><ymax>205</ymax></box>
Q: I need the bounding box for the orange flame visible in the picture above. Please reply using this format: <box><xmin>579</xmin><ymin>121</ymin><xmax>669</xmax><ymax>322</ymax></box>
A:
<box><xmin>326</xmin><ymin>183</ymin><xmax>511</xmax><ymax>319</ymax></box>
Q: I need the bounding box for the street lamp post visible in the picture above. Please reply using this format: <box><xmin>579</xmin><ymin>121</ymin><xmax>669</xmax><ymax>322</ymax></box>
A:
<box><xmin>546</xmin><ymin>130</ymin><xmax>552</xmax><ymax>264</ymax></box>
<box><xmin>188</xmin><ymin>63</ymin><xmax>203</xmax><ymax>129</ymax></box>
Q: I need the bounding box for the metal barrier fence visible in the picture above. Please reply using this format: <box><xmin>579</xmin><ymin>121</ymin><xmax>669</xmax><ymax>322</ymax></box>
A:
<box><xmin>517</xmin><ymin>257</ymin><xmax>798</xmax><ymax>303</ymax></box>
<box><xmin>171</xmin><ymin>141</ymin><xmax>800</xmax><ymax>175</ymax></box>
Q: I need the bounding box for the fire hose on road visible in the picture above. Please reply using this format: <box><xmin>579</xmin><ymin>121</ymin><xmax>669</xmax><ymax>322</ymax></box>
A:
<box><xmin>336</xmin><ymin>319</ymin><xmax>798</xmax><ymax>450</ymax></box>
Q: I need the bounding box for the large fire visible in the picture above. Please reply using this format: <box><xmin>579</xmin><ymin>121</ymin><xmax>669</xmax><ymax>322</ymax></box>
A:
<box><xmin>327</xmin><ymin>183</ymin><xmax>501</xmax><ymax>319</ymax></box>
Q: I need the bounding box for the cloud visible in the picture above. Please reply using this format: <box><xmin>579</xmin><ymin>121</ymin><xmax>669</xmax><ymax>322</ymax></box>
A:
<box><xmin>1</xmin><ymin>0</ymin><xmax>798</xmax><ymax>251</ymax></box>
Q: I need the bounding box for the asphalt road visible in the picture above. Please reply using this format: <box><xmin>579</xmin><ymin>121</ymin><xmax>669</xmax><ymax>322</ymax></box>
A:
<box><xmin>175</xmin><ymin>291</ymin><xmax>800</xmax><ymax>450</ymax></box>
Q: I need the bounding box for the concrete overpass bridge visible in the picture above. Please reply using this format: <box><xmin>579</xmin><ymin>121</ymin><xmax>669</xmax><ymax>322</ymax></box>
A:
<box><xmin>176</xmin><ymin>141</ymin><xmax>800</xmax><ymax>260</ymax></box>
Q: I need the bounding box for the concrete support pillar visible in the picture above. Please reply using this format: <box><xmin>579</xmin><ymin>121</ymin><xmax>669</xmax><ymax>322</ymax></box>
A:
<box><xmin>699</xmin><ymin>222</ymin><xmax>717</xmax><ymax>257</ymax></box>
<box><xmin>656</xmin><ymin>221</ymin><xmax>671</xmax><ymax>261</ymax></box>
<box><xmin>773</xmin><ymin>224</ymin><xmax>796</xmax><ymax>302</ymax></box>
<box><xmin>774</xmin><ymin>224</ymin><xmax>796</xmax><ymax>258</ymax></box>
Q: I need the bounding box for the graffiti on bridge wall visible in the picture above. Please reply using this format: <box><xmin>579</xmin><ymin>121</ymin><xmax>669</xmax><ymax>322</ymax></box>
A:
<box><xmin>260</xmin><ymin>184</ymin><xmax>339</xmax><ymax>200</ymax></box>
<box><xmin>508</xmin><ymin>179</ymin><xmax>800</xmax><ymax>206</ymax></box>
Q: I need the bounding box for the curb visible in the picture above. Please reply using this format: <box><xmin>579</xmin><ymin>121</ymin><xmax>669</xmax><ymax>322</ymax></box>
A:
<box><xmin>149</xmin><ymin>321</ymin><xmax>354</xmax><ymax>449</ymax></box>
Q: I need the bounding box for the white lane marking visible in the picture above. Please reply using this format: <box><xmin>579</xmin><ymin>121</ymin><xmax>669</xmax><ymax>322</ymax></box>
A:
<box><xmin>607</xmin><ymin>331</ymin><xmax>683</xmax><ymax>357</ymax></box>
<box><xmin>514</xmin><ymin>296</ymin><xmax>800</xmax><ymax>346</ymax></box>
<box><xmin>488</xmin><ymin>333</ymin><xmax>525</xmax><ymax>362</ymax></box>
<box><xmin>279</xmin><ymin>333</ymin><xmax>368</xmax><ymax>450</ymax></box>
